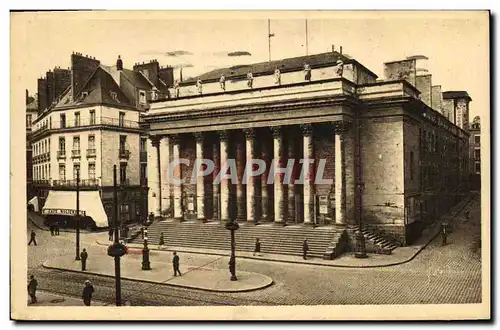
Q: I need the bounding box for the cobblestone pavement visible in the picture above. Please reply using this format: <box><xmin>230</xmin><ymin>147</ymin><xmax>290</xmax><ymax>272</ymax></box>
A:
<box><xmin>27</xmin><ymin>194</ymin><xmax>482</xmax><ymax>306</ymax></box>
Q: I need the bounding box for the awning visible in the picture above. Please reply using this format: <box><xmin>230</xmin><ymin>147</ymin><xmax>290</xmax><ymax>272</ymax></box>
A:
<box><xmin>41</xmin><ymin>190</ymin><xmax>109</xmax><ymax>228</ymax></box>
<box><xmin>28</xmin><ymin>196</ymin><xmax>39</xmax><ymax>212</ymax></box>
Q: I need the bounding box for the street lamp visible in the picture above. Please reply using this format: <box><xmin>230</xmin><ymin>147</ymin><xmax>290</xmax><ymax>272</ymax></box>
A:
<box><xmin>75</xmin><ymin>169</ymin><xmax>81</xmax><ymax>260</ymax></box>
<box><xmin>225</xmin><ymin>217</ymin><xmax>239</xmax><ymax>281</ymax></box>
<box><xmin>142</xmin><ymin>227</ymin><xmax>151</xmax><ymax>270</ymax></box>
<box><xmin>354</xmin><ymin>119</ymin><xmax>367</xmax><ymax>259</ymax></box>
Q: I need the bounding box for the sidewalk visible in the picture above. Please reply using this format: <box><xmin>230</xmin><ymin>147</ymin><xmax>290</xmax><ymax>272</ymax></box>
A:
<box><xmin>43</xmin><ymin>252</ymin><xmax>273</xmax><ymax>293</ymax></box>
<box><xmin>96</xmin><ymin>193</ymin><xmax>477</xmax><ymax>268</ymax></box>
<box><xmin>27</xmin><ymin>290</ymin><xmax>106</xmax><ymax>306</ymax></box>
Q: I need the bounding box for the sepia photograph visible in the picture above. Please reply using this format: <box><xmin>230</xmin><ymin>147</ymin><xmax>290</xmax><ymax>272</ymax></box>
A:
<box><xmin>10</xmin><ymin>10</ymin><xmax>490</xmax><ymax>321</ymax></box>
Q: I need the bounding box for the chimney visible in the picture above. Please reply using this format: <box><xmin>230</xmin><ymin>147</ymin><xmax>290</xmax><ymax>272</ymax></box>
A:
<box><xmin>339</xmin><ymin>46</ymin><xmax>343</xmax><ymax>55</ymax></box>
<box><xmin>332</xmin><ymin>45</ymin><xmax>335</xmax><ymax>52</ymax></box>
<box><xmin>71</xmin><ymin>52</ymin><xmax>100</xmax><ymax>101</ymax></box>
<box><xmin>26</xmin><ymin>89</ymin><xmax>29</xmax><ymax>104</ymax></box>
<box><xmin>116</xmin><ymin>55</ymin><xmax>123</xmax><ymax>71</ymax></box>
<box><xmin>159</xmin><ymin>66</ymin><xmax>174</xmax><ymax>87</ymax></box>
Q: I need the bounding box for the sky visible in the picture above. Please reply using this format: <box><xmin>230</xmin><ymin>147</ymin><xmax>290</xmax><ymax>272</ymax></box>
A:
<box><xmin>12</xmin><ymin>11</ymin><xmax>489</xmax><ymax>119</ymax></box>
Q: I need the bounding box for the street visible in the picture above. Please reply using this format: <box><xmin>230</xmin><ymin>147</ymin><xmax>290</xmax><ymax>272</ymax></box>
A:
<box><xmin>27</xmin><ymin>195</ymin><xmax>482</xmax><ymax>306</ymax></box>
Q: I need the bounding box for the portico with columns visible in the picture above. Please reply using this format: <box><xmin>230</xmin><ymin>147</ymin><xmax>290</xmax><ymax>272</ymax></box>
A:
<box><xmin>146</xmin><ymin>120</ymin><xmax>356</xmax><ymax>227</ymax></box>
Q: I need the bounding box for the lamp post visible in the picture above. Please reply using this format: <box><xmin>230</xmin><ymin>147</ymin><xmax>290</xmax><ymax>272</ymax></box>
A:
<box><xmin>354</xmin><ymin>119</ymin><xmax>367</xmax><ymax>259</ymax></box>
<box><xmin>75</xmin><ymin>169</ymin><xmax>81</xmax><ymax>260</ymax></box>
<box><xmin>225</xmin><ymin>217</ymin><xmax>239</xmax><ymax>281</ymax></box>
<box><xmin>106</xmin><ymin>165</ymin><xmax>126</xmax><ymax>306</ymax></box>
<box><xmin>142</xmin><ymin>227</ymin><xmax>151</xmax><ymax>270</ymax></box>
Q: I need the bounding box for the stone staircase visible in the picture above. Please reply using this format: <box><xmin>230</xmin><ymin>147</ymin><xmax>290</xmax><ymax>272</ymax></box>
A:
<box><xmin>348</xmin><ymin>226</ymin><xmax>399</xmax><ymax>255</ymax></box>
<box><xmin>130</xmin><ymin>221</ymin><xmax>348</xmax><ymax>259</ymax></box>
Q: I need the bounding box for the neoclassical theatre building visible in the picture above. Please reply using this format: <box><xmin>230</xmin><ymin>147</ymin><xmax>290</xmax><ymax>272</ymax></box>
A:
<box><xmin>143</xmin><ymin>52</ymin><xmax>470</xmax><ymax>247</ymax></box>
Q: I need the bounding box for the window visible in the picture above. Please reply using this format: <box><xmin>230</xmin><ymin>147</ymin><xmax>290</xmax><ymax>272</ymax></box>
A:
<box><xmin>73</xmin><ymin>136</ymin><xmax>80</xmax><ymax>150</ymax></box>
<box><xmin>119</xmin><ymin>135</ymin><xmax>126</xmax><ymax>152</ymax></box>
<box><xmin>474</xmin><ymin>149</ymin><xmax>480</xmax><ymax>160</ymax></box>
<box><xmin>139</xmin><ymin>90</ymin><xmax>146</xmax><ymax>104</ymax></box>
<box><xmin>74</xmin><ymin>112</ymin><xmax>81</xmax><ymax>126</ymax></box>
<box><xmin>120</xmin><ymin>163</ymin><xmax>127</xmax><ymax>183</ymax></box>
<box><xmin>26</xmin><ymin>114</ymin><xmax>32</xmax><ymax>128</ymax></box>
<box><xmin>409</xmin><ymin>151</ymin><xmax>414</xmax><ymax>181</ymax></box>
<box><xmin>88</xmin><ymin>135</ymin><xmax>95</xmax><ymax>149</ymax></box>
<box><xmin>90</xmin><ymin>110</ymin><xmax>96</xmax><ymax>125</ymax></box>
<box><xmin>110</xmin><ymin>92</ymin><xmax>117</xmax><ymax>100</ymax></box>
<box><xmin>140</xmin><ymin>138</ymin><xmax>147</xmax><ymax>152</ymax></box>
<box><xmin>73</xmin><ymin>164</ymin><xmax>80</xmax><ymax>180</ymax></box>
<box><xmin>140</xmin><ymin>163</ymin><xmax>147</xmax><ymax>184</ymax></box>
<box><xmin>59</xmin><ymin>137</ymin><xmax>65</xmax><ymax>152</ymax></box>
<box><xmin>475</xmin><ymin>162</ymin><xmax>481</xmax><ymax>173</ymax></box>
<box><xmin>59</xmin><ymin>165</ymin><xmax>66</xmax><ymax>180</ymax></box>
<box><xmin>119</xmin><ymin>112</ymin><xmax>125</xmax><ymax>127</ymax></box>
<box><xmin>88</xmin><ymin>163</ymin><xmax>96</xmax><ymax>179</ymax></box>
<box><xmin>49</xmin><ymin>117</ymin><xmax>52</xmax><ymax>128</ymax></box>
<box><xmin>474</xmin><ymin>135</ymin><xmax>480</xmax><ymax>144</ymax></box>
<box><xmin>60</xmin><ymin>114</ymin><xmax>66</xmax><ymax>128</ymax></box>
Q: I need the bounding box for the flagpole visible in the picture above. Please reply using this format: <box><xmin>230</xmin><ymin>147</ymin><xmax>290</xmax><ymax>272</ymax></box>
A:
<box><xmin>305</xmin><ymin>19</ymin><xmax>309</xmax><ymax>56</ymax></box>
<box><xmin>268</xmin><ymin>19</ymin><xmax>271</xmax><ymax>62</ymax></box>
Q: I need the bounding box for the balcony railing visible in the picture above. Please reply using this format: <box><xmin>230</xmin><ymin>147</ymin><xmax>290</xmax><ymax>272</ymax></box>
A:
<box><xmin>33</xmin><ymin>180</ymin><xmax>51</xmax><ymax>186</ymax></box>
<box><xmin>71</xmin><ymin>149</ymin><xmax>81</xmax><ymax>158</ymax></box>
<box><xmin>57</xmin><ymin>150</ymin><xmax>66</xmax><ymax>159</ymax></box>
<box><xmin>140</xmin><ymin>151</ymin><xmax>147</xmax><ymax>163</ymax></box>
<box><xmin>32</xmin><ymin>116</ymin><xmax>141</xmax><ymax>134</ymax></box>
<box><xmin>119</xmin><ymin>149</ymin><xmax>131</xmax><ymax>159</ymax></box>
<box><xmin>52</xmin><ymin>179</ymin><xmax>100</xmax><ymax>188</ymax></box>
<box><xmin>33</xmin><ymin>152</ymin><xmax>50</xmax><ymax>163</ymax></box>
<box><xmin>86</xmin><ymin>148</ymin><xmax>96</xmax><ymax>158</ymax></box>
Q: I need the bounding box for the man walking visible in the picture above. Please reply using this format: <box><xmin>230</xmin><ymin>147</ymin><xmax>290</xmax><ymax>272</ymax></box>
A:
<box><xmin>27</xmin><ymin>275</ymin><xmax>38</xmax><ymax>304</ymax></box>
<box><xmin>465</xmin><ymin>209</ymin><xmax>470</xmax><ymax>220</ymax></box>
<box><xmin>253</xmin><ymin>238</ymin><xmax>261</xmax><ymax>256</ymax></box>
<box><xmin>172</xmin><ymin>251</ymin><xmax>181</xmax><ymax>276</ymax></box>
<box><xmin>302</xmin><ymin>238</ymin><xmax>309</xmax><ymax>260</ymax></box>
<box><xmin>54</xmin><ymin>222</ymin><xmax>60</xmax><ymax>235</ymax></box>
<box><xmin>108</xmin><ymin>228</ymin><xmax>114</xmax><ymax>241</ymax></box>
<box><xmin>441</xmin><ymin>222</ymin><xmax>448</xmax><ymax>246</ymax></box>
<box><xmin>82</xmin><ymin>280</ymin><xmax>94</xmax><ymax>306</ymax></box>
<box><xmin>80</xmin><ymin>248</ymin><xmax>88</xmax><ymax>271</ymax></box>
<box><xmin>49</xmin><ymin>224</ymin><xmax>54</xmax><ymax>236</ymax></box>
<box><xmin>28</xmin><ymin>229</ymin><xmax>37</xmax><ymax>246</ymax></box>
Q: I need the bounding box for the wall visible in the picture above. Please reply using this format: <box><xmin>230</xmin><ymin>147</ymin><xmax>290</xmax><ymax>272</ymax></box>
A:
<box><xmin>431</xmin><ymin>85</ymin><xmax>443</xmax><ymax>113</ymax></box>
<box><xmin>360</xmin><ymin>116</ymin><xmax>405</xmax><ymax>230</ymax></box>
<box><xmin>403</xmin><ymin>120</ymin><xmax>422</xmax><ymax>226</ymax></box>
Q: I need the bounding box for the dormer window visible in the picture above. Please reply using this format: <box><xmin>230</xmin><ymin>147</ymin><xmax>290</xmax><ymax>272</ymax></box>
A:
<box><xmin>82</xmin><ymin>92</ymin><xmax>89</xmax><ymax>98</ymax></box>
<box><xmin>110</xmin><ymin>91</ymin><xmax>118</xmax><ymax>101</ymax></box>
<box><xmin>139</xmin><ymin>90</ymin><xmax>146</xmax><ymax>104</ymax></box>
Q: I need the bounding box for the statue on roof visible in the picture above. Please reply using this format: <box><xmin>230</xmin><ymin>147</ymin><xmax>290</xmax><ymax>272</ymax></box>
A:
<box><xmin>174</xmin><ymin>79</ymin><xmax>180</xmax><ymax>98</ymax></box>
<box><xmin>196</xmin><ymin>78</ymin><xmax>203</xmax><ymax>95</ymax></box>
<box><xmin>219</xmin><ymin>75</ymin><xmax>226</xmax><ymax>91</ymax></box>
<box><xmin>274</xmin><ymin>68</ymin><xmax>281</xmax><ymax>85</ymax></box>
<box><xmin>303</xmin><ymin>63</ymin><xmax>311</xmax><ymax>81</ymax></box>
<box><xmin>247</xmin><ymin>72</ymin><xmax>254</xmax><ymax>88</ymax></box>
<box><xmin>335</xmin><ymin>60</ymin><xmax>344</xmax><ymax>77</ymax></box>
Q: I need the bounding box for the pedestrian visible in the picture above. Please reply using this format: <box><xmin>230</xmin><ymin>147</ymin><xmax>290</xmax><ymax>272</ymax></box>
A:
<box><xmin>28</xmin><ymin>229</ymin><xmax>37</xmax><ymax>246</ymax></box>
<box><xmin>441</xmin><ymin>222</ymin><xmax>448</xmax><ymax>246</ymax></box>
<box><xmin>158</xmin><ymin>232</ymin><xmax>165</xmax><ymax>249</ymax></box>
<box><xmin>465</xmin><ymin>210</ymin><xmax>470</xmax><ymax>220</ymax></box>
<box><xmin>80</xmin><ymin>248</ymin><xmax>88</xmax><ymax>271</ymax></box>
<box><xmin>49</xmin><ymin>224</ymin><xmax>54</xmax><ymax>236</ymax></box>
<box><xmin>108</xmin><ymin>228</ymin><xmax>114</xmax><ymax>241</ymax></box>
<box><xmin>172</xmin><ymin>251</ymin><xmax>181</xmax><ymax>276</ymax></box>
<box><xmin>253</xmin><ymin>238</ymin><xmax>261</xmax><ymax>256</ymax></box>
<box><xmin>54</xmin><ymin>222</ymin><xmax>60</xmax><ymax>235</ymax></box>
<box><xmin>82</xmin><ymin>280</ymin><xmax>94</xmax><ymax>306</ymax></box>
<box><xmin>302</xmin><ymin>238</ymin><xmax>309</xmax><ymax>260</ymax></box>
<box><xmin>27</xmin><ymin>275</ymin><xmax>38</xmax><ymax>304</ymax></box>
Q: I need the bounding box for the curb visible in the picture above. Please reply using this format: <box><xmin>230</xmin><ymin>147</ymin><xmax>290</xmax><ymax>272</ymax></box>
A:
<box><xmin>41</xmin><ymin>261</ymin><xmax>273</xmax><ymax>293</ymax></box>
<box><xmin>100</xmin><ymin>194</ymin><xmax>477</xmax><ymax>269</ymax></box>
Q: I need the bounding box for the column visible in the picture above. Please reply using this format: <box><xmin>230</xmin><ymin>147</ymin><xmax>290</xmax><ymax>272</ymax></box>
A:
<box><xmin>287</xmin><ymin>131</ymin><xmax>296</xmax><ymax>224</ymax></box>
<box><xmin>159</xmin><ymin>136</ymin><xmax>170</xmax><ymax>217</ymax></box>
<box><xmin>219</xmin><ymin>130</ymin><xmax>230</xmax><ymax>222</ymax></box>
<box><xmin>171</xmin><ymin>134</ymin><xmax>183</xmax><ymax>220</ymax></box>
<box><xmin>244</xmin><ymin>128</ymin><xmax>256</xmax><ymax>224</ymax></box>
<box><xmin>271</xmin><ymin>126</ymin><xmax>285</xmax><ymax>225</ymax></box>
<box><xmin>335</xmin><ymin>123</ymin><xmax>347</xmax><ymax>225</ymax></box>
<box><xmin>194</xmin><ymin>132</ymin><xmax>206</xmax><ymax>222</ymax></box>
<box><xmin>212</xmin><ymin>139</ymin><xmax>220</xmax><ymax>220</ymax></box>
<box><xmin>261</xmin><ymin>133</ymin><xmax>269</xmax><ymax>221</ymax></box>
<box><xmin>301</xmin><ymin>124</ymin><xmax>315</xmax><ymax>225</ymax></box>
<box><xmin>148</xmin><ymin>137</ymin><xmax>161</xmax><ymax>218</ymax></box>
<box><xmin>235</xmin><ymin>132</ymin><xmax>246</xmax><ymax>221</ymax></box>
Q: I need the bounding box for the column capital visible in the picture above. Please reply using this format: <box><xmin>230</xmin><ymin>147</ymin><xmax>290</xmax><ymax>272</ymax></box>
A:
<box><xmin>270</xmin><ymin>126</ymin><xmax>282</xmax><ymax>138</ymax></box>
<box><xmin>243</xmin><ymin>128</ymin><xmax>256</xmax><ymax>139</ymax></box>
<box><xmin>194</xmin><ymin>132</ymin><xmax>204</xmax><ymax>142</ymax></box>
<box><xmin>149</xmin><ymin>136</ymin><xmax>161</xmax><ymax>148</ymax></box>
<box><xmin>333</xmin><ymin>121</ymin><xmax>351</xmax><ymax>133</ymax></box>
<box><xmin>170</xmin><ymin>134</ymin><xmax>180</xmax><ymax>144</ymax></box>
<box><xmin>300</xmin><ymin>123</ymin><xmax>313</xmax><ymax>136</ymax></box>
<box><xmin>218</xmin><ymin>130</ymin><xmax>229</xmax><ymax>142</ymax></box>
